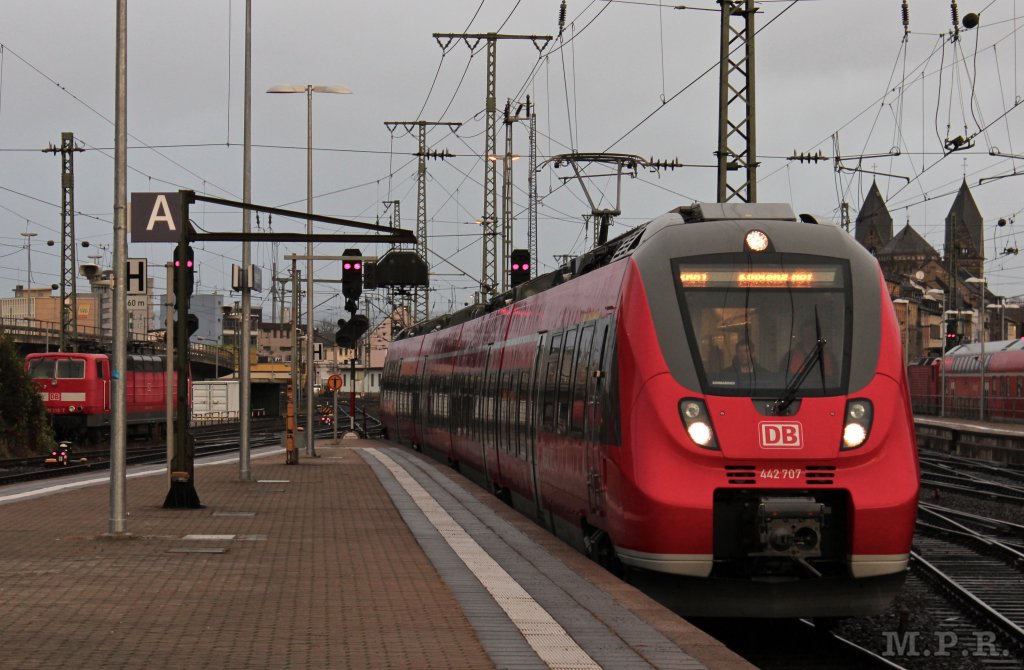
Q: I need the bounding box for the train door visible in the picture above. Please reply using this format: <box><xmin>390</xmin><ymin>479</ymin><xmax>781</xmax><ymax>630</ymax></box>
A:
<box><xmin>483</xmin><ymin>347</ymin><xmax>502</xmax><ymax>489</ymax></box>
<box><xmin>528</xmin><ymin>334</ymin><xmax>547</xmax><ymax>520</ymax></box>
<box><xmin>99</xmin><ymin>358</ymin><xmax>111</xmax><ymax>413</ymax></box>
<box><xmin>583</xmin><ymin>321</ymin><xmax>606</xmax><ymax>516</ymax></box>
<box><xmin>478</xmin><ymin>345</ymin><xmax>495</xmax><ymax>485</ymax></box>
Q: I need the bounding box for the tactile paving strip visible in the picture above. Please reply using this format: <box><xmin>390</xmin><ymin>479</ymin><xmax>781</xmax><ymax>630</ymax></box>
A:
<box><xmin>360</xmin><ymin>447</ymin><xmax>707</xmax><ymax>670</ymax></box>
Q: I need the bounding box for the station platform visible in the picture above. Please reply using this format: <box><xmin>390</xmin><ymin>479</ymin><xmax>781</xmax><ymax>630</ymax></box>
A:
<box><xmin>0</xmin><ymin>439</ymin><xmax>751</xmax><ymax>669</ymax></box>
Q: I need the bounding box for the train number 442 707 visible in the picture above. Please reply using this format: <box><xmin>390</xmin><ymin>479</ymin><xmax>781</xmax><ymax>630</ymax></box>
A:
<box><xmin>759</xmin><ymin>468</ymin><xmax>802</xmax><ymax>480</ymax></box>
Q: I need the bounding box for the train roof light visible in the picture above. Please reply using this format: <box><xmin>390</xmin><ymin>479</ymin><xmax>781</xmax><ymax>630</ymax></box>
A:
<box><xmin>745</xmin><ymin>230</ymin><xmax>769</xmax><ymax>252</ymax></box>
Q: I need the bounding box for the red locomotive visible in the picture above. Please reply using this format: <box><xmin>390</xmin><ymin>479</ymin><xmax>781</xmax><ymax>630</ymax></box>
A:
<box><xmin>26</xmin><ymin>352</ymin><xmax>180</xmax><ymax>442</ymax></box>
<box><xmin>381</xmin><ymin>202</ymin><xmax>920</xmax><ymax>617</ymax></box>
<box><xmin>908</xmin><ymin>339</ymin><xmax>1024</xmax><ymax>421</ymax></box>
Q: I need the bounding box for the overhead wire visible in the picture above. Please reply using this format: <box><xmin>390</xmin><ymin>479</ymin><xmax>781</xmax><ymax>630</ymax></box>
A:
<box><xmin>602</xmin><ymin>0</ymin><xmax>799</xmax><ymax>152</ymax></box>
<box><xmin>0</xmin><ymin>41</ymin><xmax>239</xmax><ymax>199</ymax></box>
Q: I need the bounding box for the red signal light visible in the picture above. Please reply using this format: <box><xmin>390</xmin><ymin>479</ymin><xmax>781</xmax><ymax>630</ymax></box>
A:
<box><xmin>512</xmin><ymin>263</ymin><xmax>521</xmax><ymax>271</ymax></box>
<box><xmin>353</xmin><ymin>262</ymin><xmax>362</xmax><ymax>270</ymax></box>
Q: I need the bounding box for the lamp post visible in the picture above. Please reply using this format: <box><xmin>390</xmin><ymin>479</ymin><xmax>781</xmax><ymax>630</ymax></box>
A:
<box><xmin>893</xmin><ymin>299</ymin><xmax>910</xmax><ymax>365</ymax></box>
<box><xmin>925</xmin><ymin>289</ymin><xmax>945</xmax><ymax>415</ymax></box>
<box><xmin>965</xmin><ymin>277</ymin><xmax>987</xmax><ymax>420</ymax></box>
<box><xmin>268</xmin><ymin>83</ymin><xmax>351</xmax><ymax>457</ymax></box>
<box><xmin>21</xmin><ymin>232</ymin><xmax>38</xmax><ymax>287</ymax></box>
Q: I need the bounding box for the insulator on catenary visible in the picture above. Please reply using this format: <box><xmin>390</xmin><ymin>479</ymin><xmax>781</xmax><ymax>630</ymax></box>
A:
<box><xmin>558</xmin><ymin>0</ymin><xmax>567</xmax><ymax>38</ymax></box>
<box><xmin>901</xmin><ymin>0</ymin><xmax>909</xmax><ymax>34</ymax></box>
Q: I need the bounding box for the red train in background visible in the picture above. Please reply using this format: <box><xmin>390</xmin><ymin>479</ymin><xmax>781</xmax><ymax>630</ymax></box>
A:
<box><xmin>25</xmin><ymin>352</ymin><xmax>180</xmax><ymax>442</ymax></box>
<box><xmin>908</xmin><ymin>339</ymin><xmax>1024</xmax><ymax>421</ymax></box>
<box><xmin>381</xmin><ymin>202</ymin><xmax>920</xmax><ymax>618</ymax></box>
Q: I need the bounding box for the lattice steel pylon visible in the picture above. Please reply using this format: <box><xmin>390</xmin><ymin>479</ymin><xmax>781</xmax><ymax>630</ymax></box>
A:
<box><xmin>384</xmin><ymin>120</ymin><xmax>460</xmax><ymax>322</ymax></box>
<box><xmin>716</xmin><ymin>0</ymin><xmax>758</xmax><ymax>203</ymax></box>
<box><xmin>43</xmin><ymin>132</ymin><xmax>85</xmax><ymax>351</ymax></box>
<box><xmin>433</xmin><ymin>32</ymin><xmax>551</xmax><ymax>302</ymax></box>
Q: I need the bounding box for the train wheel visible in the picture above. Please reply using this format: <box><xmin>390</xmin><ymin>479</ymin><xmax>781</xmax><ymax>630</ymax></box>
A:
<box><xmin>583</xmin><ymin>526</ymin><xmax>623</xmax><ymax>577</ymax></box>
<box><xmin>494</xmin><ymin>486</ymin><xmax>512</xmax><ymax>506</ymax></box>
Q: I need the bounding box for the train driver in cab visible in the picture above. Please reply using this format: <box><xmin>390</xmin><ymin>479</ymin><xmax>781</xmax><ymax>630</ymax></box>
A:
<box><xmin>727</xmin><ymin>338</ymin><xmax>775</xmax><ymax>387</ymax></box>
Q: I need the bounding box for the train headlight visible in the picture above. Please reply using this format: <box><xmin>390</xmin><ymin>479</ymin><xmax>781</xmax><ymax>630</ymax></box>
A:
<box><xmin>679</xmin><ymin>399</ymin><xmax>719</xmax><ymax>450</ymax></box>
<box><xmin>745</xmin><ymin>230</ymin><xmax>769</xmax><ymax>252</ymax></box>
<box><xmin>841</xmin><ymin>399</ymin><xmax>872</xmax><ymax>449</ymax></box>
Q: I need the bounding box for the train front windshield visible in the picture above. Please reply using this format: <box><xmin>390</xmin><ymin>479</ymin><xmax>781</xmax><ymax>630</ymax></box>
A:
<box><xmin>27</xmin><ymin>358</ymin><xmax>86</xmax><ymax>380</ymax></box>
<box><xmin>674</xmin><ymin>255</ymin><xmax>850</xmax><ymax>397</ymax></box>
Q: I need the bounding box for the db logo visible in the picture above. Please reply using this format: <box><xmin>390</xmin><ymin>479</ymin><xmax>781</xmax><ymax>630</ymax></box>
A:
<box><xmin>759</xmin><ymin>422</ymin><xmax>803</xmax><ymax>449</ymax></box>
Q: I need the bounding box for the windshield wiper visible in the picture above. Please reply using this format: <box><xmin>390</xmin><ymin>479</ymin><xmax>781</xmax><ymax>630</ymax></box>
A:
<box><xmin>771</xmin><ymin>310</ymin><xmax>828</xmax><ymax>416</ymax></box>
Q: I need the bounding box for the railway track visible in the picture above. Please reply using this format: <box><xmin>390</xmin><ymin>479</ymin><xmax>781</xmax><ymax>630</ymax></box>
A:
<box><xmin>920</xmin><ymin>450</ymin><xmax>1024</xmax><ymax>504</ymax></box>
<box><xmin>693</xmin><ymin>617</ymin><xmax>905</xmax><ymax>669</ymax></box>
<box><xmin>0</xmin><ymin>418</ymin><xmax>285</xmax><ymax>486</ymax></box>
<box><xmin>910</xmin><ymin>538</ymin><xmax>1024</xmax><ymax>665</ymax></box>
<box><xmin>0</xmin><ymin>408</ymin><xmax>387</xmax><ymax>488</ymax></box>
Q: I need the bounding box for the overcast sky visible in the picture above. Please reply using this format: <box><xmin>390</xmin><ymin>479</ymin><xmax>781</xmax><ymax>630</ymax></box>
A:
<box><xmin>2</xmin><ymin>0</ymin><xmax>1024</xmax><ymax>324</ymax></box>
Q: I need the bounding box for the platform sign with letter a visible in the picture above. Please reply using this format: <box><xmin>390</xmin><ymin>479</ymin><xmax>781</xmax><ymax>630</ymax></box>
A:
<box><xmin>130</xmin><ymin>192</ymin><xmax>182</xmax><ymax>243</ymax></box>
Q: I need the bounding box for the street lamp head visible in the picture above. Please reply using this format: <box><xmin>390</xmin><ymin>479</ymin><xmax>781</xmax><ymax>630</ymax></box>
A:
<box><xmin>267</xmin><ymin>84</ymin><xmax>306</xmax><ymax>94</ymax></box>
<box><xmin>311</xmin><ymin>85</ymin><xmax>352</xmax><ymax>95</ymax></box>
<box><xmin>267</xmin><ymin>84</ymin><xmax>352</xmax><ymax>95</ymax></box>
<box><xmin>965</xmin><ymin>277</ymin><xmax>986</xmax><ymax>285</ymax></box>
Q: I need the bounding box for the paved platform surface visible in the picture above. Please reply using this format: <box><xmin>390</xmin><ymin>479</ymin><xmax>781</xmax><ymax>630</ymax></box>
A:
<box><xmin>0</xmin><ymin>439</ymin><xmax>752</xmax><ymax>669</ymax></box>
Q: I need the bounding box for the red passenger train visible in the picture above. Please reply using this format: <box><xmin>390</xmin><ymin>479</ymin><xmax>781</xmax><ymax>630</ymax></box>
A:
<box><xmin>908</xmin><ymin>339</ymin><xmax>1024</xmax><ymax>421</ymax></box>
<box><xmin>26</xmin><ymin>352</ymin><xmax>180</xmax><ymax>441</ymax></box>
<box><xmin>380</xmin><ymin>202</ymin><xmax>920</xmax><ymax>617</ymax></box>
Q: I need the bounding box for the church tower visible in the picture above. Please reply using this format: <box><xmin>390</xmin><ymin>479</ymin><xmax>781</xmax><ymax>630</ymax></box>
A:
<box><xmin>944</xmin><ymin>179</ymin><xmax>984</xmax><ymax>279</ymax></box>
<box><xmin>855</xmin><ymin>181</ymin><xmax>893</xmax><ymax>254</ymax></box>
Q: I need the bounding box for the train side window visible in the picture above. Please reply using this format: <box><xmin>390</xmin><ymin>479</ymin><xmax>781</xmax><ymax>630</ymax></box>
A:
<box><xmin>542</xmin><ymin>333</ymin><xmax>563</xmax><ymax>431</ymax></box>
<box><xmin>558</xmin><ymin>326</ymin><xmax>578</xmax><ymax>433</ymax></box>
<box><xmin>1018</xmin><ymin>377</ymin><xmax>1022</xmax><ymax>398</ymax></box>
<box><xmin>489</xmin><ymin>370</ymin><xmax>501</xmax><ymax>448</ymax></box>
<box><xmin>597</xmin><ymin>317</ymin><xmax>621</xmax><ymax>445</ymax></box>
<box><xmin>96</xmin><ymin>360</ymin><xmax>105</xmax><ymax>380</ymax></box>
<box><xmin>570</xmin><ymin>324</ymin><xmax>595</xmax><ymax>436</ymax></box>
<box><xmin>514</xmin><ymin>372</ymin><xmax>525</xmax><ymax>459</ymax></box>
<box><xmin>499</xmin><ymin>371</ymin><xmax>511</xmax><ymax>453</ymax></box>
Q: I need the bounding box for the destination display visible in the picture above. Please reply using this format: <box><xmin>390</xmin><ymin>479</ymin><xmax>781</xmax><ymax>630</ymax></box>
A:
<box><xmin>676</xmin><ymin>265</ymin><xmax>842</xmax><ymax>289</ymax></box>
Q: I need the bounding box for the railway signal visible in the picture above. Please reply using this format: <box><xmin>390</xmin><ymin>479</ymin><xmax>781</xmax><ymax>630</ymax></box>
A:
<box><xmin>510</xmin><ymin>248</ymin><xmax>530</xmax><ymax>287</ymax></box>
<box><xmin>335</xmin><ymin>314</ymin><xmax>369</xmax><ymax>349</ymax></box>
<box><xmin>173</xmin><ymin>244</ymin><xmax>199</xmax><ymax>337</ymax></box>
<box><xmin>342</xmin><ymin>248</ymin><xmax>363</xmax><ymax>305</ymax></box>
<box><xmin>173</xmin><ymin>244</ymin><xmax>195</xmax><ymax>299</ymax></box>
<box><xmin>946</xmin><ymin>317</ymin><xmax>960</xmax><ymax>350</ymax></box>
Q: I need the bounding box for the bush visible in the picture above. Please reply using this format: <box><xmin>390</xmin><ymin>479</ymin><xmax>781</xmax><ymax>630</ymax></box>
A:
<box><xmin>0</xmin><ymin>335</ymin><xmax>56</xmax><ymax>458</ymax></box>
